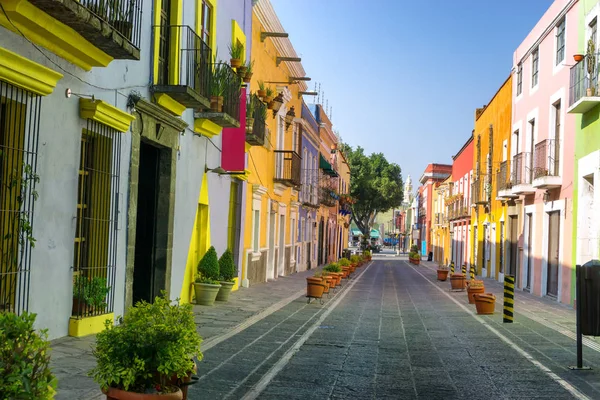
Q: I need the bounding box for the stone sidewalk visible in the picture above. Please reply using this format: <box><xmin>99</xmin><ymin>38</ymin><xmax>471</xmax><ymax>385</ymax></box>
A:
<box><xmin>50</xmin><ymin>266</ymin><xmax>320</xmax><ymax>400</ymax></box>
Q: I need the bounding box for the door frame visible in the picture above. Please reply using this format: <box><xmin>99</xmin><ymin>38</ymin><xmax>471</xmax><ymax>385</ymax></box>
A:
<box><xmin>542</xmin><ymin>201</ymin><xmax>564</xmax><ymax>299</ymax></box>
<box><xmin>523</xmin><ymin>207</ymin><xmax>535</xmax><ymax>292</ymax></box>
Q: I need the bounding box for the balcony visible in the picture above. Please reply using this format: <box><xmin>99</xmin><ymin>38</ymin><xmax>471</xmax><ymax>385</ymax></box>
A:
<box><xmin>195</xmin><ymin>63</ymin><xmax>241</xmax><ymax>128</ymax></box>
<box><xmin>301</xmin><ymin>184</ymin><xmax>319</xmax><ymax>208</ymax></box>
<box><xmin>532</xmin><ymin>139</ymin><xmax>561</xmax><ymax>189</ymax></box>
<box><xmin>28</xmin><ymin>0</ymin><xmax>142</xmax><ymax>60</ymax></box>
<box><xmin>511</xmin><ymin>152</ymin><xmax>535</xmax><ymax>195</ymax></box>
<box><xmin>246</xmin><ymin>94</ymin><xmax>266</xmax><ymax>146</ymax></box>
<box><xmin>319</xmin><ymin>186</ymin><xmax>337</xmax><ymax>207</ymax></box>
<box><xmin>152</xmin><ymin>25</ymin><xmax>211</xmax><ymax>110</ymax></box>
<box><xmin>496</xmin><ymin>160</ymin><xmax>518</xmax><ymax>199</ymax></box>
<box><xmin>274</xmin><ymin>151</ymin><xmax>301</xmax><ymax>188</ymax></box>
<box><xmin>471</xmin><ymin>178</ymin><xmax>488</xmax><ymax>206</ymax></box>
<box><xmin>568</xmin><ymin>55</ymin><xmax>600</xmax><ymax>114</ymax></box>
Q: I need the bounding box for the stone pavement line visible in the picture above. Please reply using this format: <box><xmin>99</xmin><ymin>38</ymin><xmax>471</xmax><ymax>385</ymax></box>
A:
<box><xmin>409</xmin><ymin>262</ymin><xmax>591</xmax><ymax>400</ymax></box>
<box><xmin>202</xmin><ymin>287</ymin><xmax>306</xmax><ymax>351</ymax></box>
<box><xmin>240</xmin><ymin>261</ymin><xmax>374</xmax><ymax>400</ymax></box>
<box><xmin>419</xmin><ymin>261</ymin><xmax>600</xmax><ymax>354</ymax></box>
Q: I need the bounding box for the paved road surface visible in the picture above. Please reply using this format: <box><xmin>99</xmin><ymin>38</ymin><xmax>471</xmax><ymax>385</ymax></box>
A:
<box><xmin>190</xmin><ymin>259</ymin><xmax>600</xmax><ymax>399</ymax></box>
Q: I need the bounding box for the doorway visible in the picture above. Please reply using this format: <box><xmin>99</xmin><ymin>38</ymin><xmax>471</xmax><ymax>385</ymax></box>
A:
<box><xmin>133</xmin><ymin>141</ymin><xmax>164</xmax><ymax>304</ymax></box>
<box><xmin>509</xmin><ymin>216</ymin><xmax>518</xmax><ymax>277</ymax></box>
<box><xmin>278</xmin><ymin>214</ymin><xmax>285</xmax><ymax>276</ymax></box>
<box><xmin>547</xmin><ymin>211</ymin><xmax>560</xmax><ymax>297</ymax></box>
<box><xmin>525</xmin><ymin>213</ymin><xmax>533</xmax><ymax>290</ymax></box>
<box><xmin>267</xmin><ymin>211</ymin><xmax>276</xmax><ymax>280</ymax></box>
<box><xmin>318</xmin><ymin>218</ymin><xmax>324</xmax><ymax>265</ymax></box>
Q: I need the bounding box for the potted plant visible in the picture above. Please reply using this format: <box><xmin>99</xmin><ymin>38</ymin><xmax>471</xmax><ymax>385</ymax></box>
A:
<box><xmin>306</xmin><ymin>272</ymin><xmax>327</xmax><ymax>304</ymax></box>
<box><xmin>90</xmin><ymin>293</ymin><xmax>202</xmax><ymax>399</ymax></box>
<box><xmin>257</xmin><ymin>81</ymin><xmax>266</xmax><ymax>98</ymax></box>
<box><xmin>264</xmin><ymin>87</ymin><xmax>274</xmax><ymax>104</ymax></box>
<box><xmin>0</xmin><ymin>312</ymin><xmax>57</xmax><ymax>399</ymax></box>
<box><xmin>467</xmin><ymin>280</ymin><xmax>485</xmax><ymax>304</ymax></box>
<box><xmin>243</xmin><ymin>60</ymin><xmax>254</xmax><ymax>83</ymax></box>
<box><xmin>338</xmin><ymin>257</ymin><xmax>353</xmax><ymax>273</ymax></box>
<box><xmin>216</xmin><ymin>249</ymin><xmax>237</xmax><ymax>302</ymax></box>
<box><xmin>72</xmin><ymin>275</ymin><xmax>111</xmax><ymax>315</ymax></box>
<box><xmin>228</xmin><ymin>42</ymin><xmax>244</xmax><ymax>69</ymax></box>
<box><xmin>436</xmin><ymin>265</ymin><xmax>449</xmax><ymax>281</ymax></box>
<box><xmin>194</xmin><ymin>246</ymin><xmax>222</xmax><ymax>306</ymax></box>
<box><xmin>574</xmin><ymin>53</ymin><xmax>585</xmax><ymax>62</ymax></box>
<box><xmin>323</xmin><ymin>263</ymin><xmax>342</xmax><ymax>286</ymax></box>
<box><xmin>587</xmin><ymin>38</ymin><xmax>596</xmax><ymax>97</ymax></box>
<box><xmin>209</xmin><ymin>65</ymin><xmax>225</xmax><ymax>112</ymax></box>
<box><xmin>363</xmin><ymin>249</ymin><xmax>372</xmax><ymax>261</ymax></box>
<box><xmin>350</xmin><ymin>255</ymin><xmax>361</xmax><ymax>268</ymax></box>
<box><xmin>450</xmin><ymin>273</ymin><xmax>467</xmax><ymax>291</ymax></box>
<box><xmin>246</xmin><ymin>94</ymin><xmax>255</xmax><ymax>134</ymax></box>
<box><xmin>474</xmin><ymin>293</ymin><xmax>496</xmax><ymax>315</ymax></box>
<box><xmin>271</xmin><ymin>92</ymin><xmax>284</xmax><ymax>113</ymax></box>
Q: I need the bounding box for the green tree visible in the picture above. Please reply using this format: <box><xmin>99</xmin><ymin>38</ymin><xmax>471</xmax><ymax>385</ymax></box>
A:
<box><xmin>340</xmin><ymin>145</ymin><xmax>403</xmax><ymax>245</ymax></box>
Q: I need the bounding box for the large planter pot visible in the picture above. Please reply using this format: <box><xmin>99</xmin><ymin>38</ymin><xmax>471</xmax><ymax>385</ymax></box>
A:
<box><xmin>306</xmin><ymin>277</ymin><xmax>325</xmax><ymax>299</ymax></box>
<box><xmin>323</xmin><ymin>275</ymin><xmax>336</xmax><ymax>289</ymax></box>
<box><xmin>215</xmin><ymin>281</ymin><xmax>235</xmax><ymax>302</ymax></box>
<box><xmin>257</xmin><ymin>89</ymin><xmax>266</xmax><ymax>98</ymax></box>
<box><xmin>230</xmin><ymin>58</ymin><xmax>242</xmax><ymax>68</ymax></box>
<box><xmin>437</xmin><ymin>269</ymin><xmax>449</xmax><ymax>281</ymax></box>
<box><xmin>467</xmin><ymin>285</ymin><xmax>485</xmax><ymax>304</ymax></box>
<box><xmin>474</xmin><ymin>293</ymin><xmax>496</xmax><ymax>315</ymax></box>
<box><xmin>193</xmin><ymin>282</ymin><xmax>221</xmax><ymax>306</ymax></box>
<box><xmin>104</xmin><ymin>387</ymin><xmax>183</xmax><ymax>400</ymax></box>
<box><xmin>450</xmin><ymin>273</ymin><xmax>466</xmax><ymax>290</ymax></box>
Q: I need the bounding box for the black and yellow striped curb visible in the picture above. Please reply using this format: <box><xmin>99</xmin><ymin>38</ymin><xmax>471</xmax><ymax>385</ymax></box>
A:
<box><xmin>504</xmin><ymin>275</ymin><xmax>515</xmax><ymax>323</ymax></box>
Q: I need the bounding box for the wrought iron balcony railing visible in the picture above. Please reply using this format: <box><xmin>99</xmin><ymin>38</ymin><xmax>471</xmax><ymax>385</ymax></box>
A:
<box><xmin>513</xmin><ymin>152</ymin><xmax>532</xmax><ymax>185</ymax></box>
<box><xmin>533</xmin><ymin>139</ymin><xmax>560</xmax><ymax>179</ymax></box>
<box><xmin>196</xmin><ymin>63</ymin><xmax>241</xmax><ymax>127</ymax></box>
<box><xmin>497</xmin><ymin>160</ymin><xmax>509</xmax><ymax>193</ymax></box>
<box><xmin>301</xmin><ymin>184</ymin><xmax>319</xmax><ymax>207</ymax></box>
<box><xmin>246</xmin><ymin>94</ymin><xmax>266</xmax><ymax>146</ymax></box>
<box><xmin>319</xmin><ymin>186</ymin><xmax>337</xmax><ymax>207</ymax></box>
<box><xmin>274</xmin><ymin>151</ymin><xmax>301</xmax><ymax>187</ymax></box>
<box><xmin>153</xmin><ymin>25</ymin><xmax>211</xmax><ymax>109</ymax></box>
<box><xmin>471</xmin><ymin>177</ymin><xmax>488</xmax><ymax>205</ymax></box>
<box><xmin>569</xmin><ymin>54</ymin><xmax>600</xmax><ymax>108</ymax></box>
<box><xmin>29</xmin><ymin>0</ymin><xmax>142</xmax><ymax>59</ymax></box>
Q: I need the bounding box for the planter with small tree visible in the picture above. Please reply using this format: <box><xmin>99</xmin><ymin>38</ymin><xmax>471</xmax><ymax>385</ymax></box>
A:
<box><xmin>243</xmin><ymin>60</ymin><xmax>254</xmax><ymax>83</ymax></box>
<box><xmin>229</xmin><ymin>42</ymin><xmax>244</xmax><ymax>69</ymax></box>
<box><xmin>264</xmin><ymin>87</ymin><xmax>274</xmax><ymax>107</ymax></box>
<box><xmin>90</xmin><ymin>293</ymin><xmax>202</xmax><ymax>399</ymax></box>
<box><xmin>194</xmin><ymin>246</ymin><xmax>222</xmax><ymax>306</ymax></box>
<box><xmin>216</xmin><ymin>249</ymin><xmax>237</xmax><ymax>302</ymax></box>
<box><xmin>257</xmin><ymin>81</ymin><xmax>266</xmax><ymax>98</ymax></box>
<box><xmin>0</xmin><ymin>312</ymin><xmax>57</xmax><ymax>400</ymax></box>
<box><xmin>209</xmin><ymin>65</ymin><xmax>225</xmax><ymax>112</ymax></box>
<box><xmin>323</xmin><ymin>263</ymin><xmax>343</xmax><ymax>286</ymax></box>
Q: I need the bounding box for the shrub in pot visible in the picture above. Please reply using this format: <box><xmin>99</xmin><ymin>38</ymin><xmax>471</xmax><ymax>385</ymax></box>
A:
<box><xmin>216</xmin><ymin>249</ymin><xmax>237</xmax><ymax>302</ymax></box>
<box><xmin>0</xmin><ymin>312</ymin><xmax>57</xmax><ymax>399</ymax></box>
<box><xmin>363</xmin><ymin>250</ymin><xmax>372</xmax><ymax>261</ymax></box>
<box><xmin>194</xmin><ymin>246</ymin><xmax>221</xmax><ymax>306</ymax></box>
<box><xmin>323</xmin><ymin>263</ymin><xmax>342</xmax><ymax>286</ymax></box>
<box><xmin>338</xmin><ymin>257</ymin><xmax>354</xmax><ymax>273</ymax></box>
<box><xmin>350</xmin><ymin>255</ymin><xmax>361</xmax><ymax>267</ymax></box>
<box><xmin>90</xmin><ymin>293</ymin><xmax>202</xmax><ymax>399</ymax></box>
<box><xmin>72</xmin><ymin>275</ymin><xmax>111</xmax><ymax>315</ymax></box>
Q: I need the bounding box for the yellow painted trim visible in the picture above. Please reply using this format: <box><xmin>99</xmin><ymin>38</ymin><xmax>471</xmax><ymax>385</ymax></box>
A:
<box><xmin>231</xmin><ymin>169</ymin><xmax>251</xmax><ymax>181</ymax></box>
<box><xmin>200</xmin><ymin>173</ymin><xmax>209</xmax><ymax>205</ymax></box>
<box><xmin>194</xmin><ymin>118</ymin><xmax>223</xmax><ymax>138</ymax></box>
<box><xmin>68</xmin><ymin>313</ymin><xmax>113</xmax><ymax>337</ymax></box>
<box><xmin>0</xmin><ymin>0</ymin><xmax>113</xmax><ymax>71</ymax></box>
<box><xmin>196</xmin><ymin>0</ymin><xmax>217</xmax><ymax>57</ymax></box>
<box><xmin>0</xmin><ymin>46</ymin><xmax>63</xmax><ymax>96</ymax></box>
<box><xmin>231</xmin><ymin>277</ymin><xmax>239</xmax><ymax>292</ymax></box>
<box><xmin>152</xmin><ymin>0</ymin><xmax>183</xmax><ymax>84</ymax></box>
<box><xmin>152</xmin><ymin>0</ymin><xmax>161</xmax><ymax>84</ymax></box>
<box><xmin>245</xmin><ymin>142</ymin><xmax>252</xmax><ymax>152</ymax></box>
<box><xmin>79</xmin><ymin>98</ymin><xmax>135</xmax><ymax>132</ymax></box>
<box><xmin>155</xmin><ymin>94</ymin><xmax>186</xmax><ymax>116</ymax></box>
<box><xmin>231</xmin><ymin>19</ymin><xmax>246</xmax><ymax>63</ymax></box>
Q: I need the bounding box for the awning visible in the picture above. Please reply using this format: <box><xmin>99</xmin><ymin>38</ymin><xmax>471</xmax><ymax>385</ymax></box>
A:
<box><xmin>370</xmin><ymin>229</ymin><xmax>380</xmax><ymax>239</ymax></box>
<box><xmin>351</xmin><ymin>228</ymin><xmax>362</xmax><ymax>236</ymax></box>
<box><xmin>320</xmin><ymin>154</ymin><xmax>338</xmax><ymax>177</ymax></box>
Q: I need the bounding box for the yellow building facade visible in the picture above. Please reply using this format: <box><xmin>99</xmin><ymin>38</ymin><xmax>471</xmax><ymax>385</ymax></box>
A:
<box><xmin>241</xmin><ymin>2</ymin><xmax>307</xmax><ymax>286</ymax></box>
<box><xmin>471</xmin><ymin>75</ymin><xmax>513</xmax><ymax>282</ymax></box>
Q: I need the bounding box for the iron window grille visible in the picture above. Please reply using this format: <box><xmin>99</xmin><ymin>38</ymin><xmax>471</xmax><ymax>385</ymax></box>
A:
<box><xmin>0</xmin><ymin>80</ymin><xmax>41</xmax><ymax>315</ymax></box>
<box><xmin>556</xmin><ymin>19</ymin><xmax>565</xmax><ymax>65</ymax></box>
<box><xmin>517</xmin><ymin>63</ymin><xmax>523</xmax><ymax>96</ymax></box>
<box><xmin>72</xmin><ymin>119</ymin><xmax>121</xmax><ymax>319</ymax></box>
<box><xmin>532</xmin><ymin>48</ymin><xmax>539</xmax><ymax>87</ymax></box>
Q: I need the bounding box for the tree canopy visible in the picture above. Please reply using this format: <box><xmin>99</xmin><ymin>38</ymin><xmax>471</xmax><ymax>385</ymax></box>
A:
<box><xmin>340</xmin><ymin>144</ymin><xmax>404</xmax><ymax>238</ymax></box>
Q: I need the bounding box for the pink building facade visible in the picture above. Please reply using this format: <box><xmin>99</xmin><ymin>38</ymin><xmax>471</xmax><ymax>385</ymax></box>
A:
<box><xmin>449</xmin><ymin>137</ymin><xmax>474</xmax><ymax>269</ymax></box>
<box><xmin>511</xmin><ymin>0</ymin><xmax>578</xmax><ymax>304</ymax></box>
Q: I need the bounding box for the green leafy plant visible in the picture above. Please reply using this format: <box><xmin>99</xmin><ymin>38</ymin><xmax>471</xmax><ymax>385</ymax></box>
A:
<box><xmin>73</xmin><ymin>275</ymin><xmax>111</xmax><ymax>309</ymax></box>
<box><xmin>246</xmin><ymin>93</ymin><xmax>256</xmax><ymax>116</ymax></box>
<box><xmin>0</xmin><ymin>312</ymin><xmax>57</xmax><ymax>399</ymax></box>
<box><xmin>363</xmin><ymin>250</ymin><xmax>371</xmax><ymax>258</ymax></box>
<box><xmin>258</xmin><ymin>80</ymin><xmax>265</xmax><ymax>91</ymax></box>
<box><xmin>323</xmin><ymin>263</ymin><xmax>341</xmax><ymax>273</ymax></box>
<box><xmin>337</xmin><ymin>258</ymin><xmax>351</xmax><ymax>267</ymax></box>
<box><xmin>196</xmin><ymin>246</ymin><xmax>220</xmax><ymax>284</ymax></box>
<box><xmin>245</xmin><ymin>59</ymin><xmax>254</xmax><ymax>74</ymax></box>
<box><xmin>350</xmin><ymin>255</ymin><xmax>361</xmax><ymax>264</ymax></box>
<box><xmin>89</xmin><ymin>293</ymin><xmax>202</xmax><ymax>394</ymax></box>
<box><xmin>313</xmin><ymin>271</ymin><xmax>322</xmax><ymax>278</ymax></box>
<box><xmin>218</xmin><ymin>249</ymin><xmax>237</xmax><ymax>282</ymax></box>
<box><xmin>209</xmin><ymin>64</ymin><xmax>227</xmax><ymax>97</ymax></box>
<box><xmin>228</xmin><ymin>42</ymin><xmax>244</xmax><ymax>60</ymax></box>
<box><xmin>265</xmin><ymin>87</ymin><xmax>273</xmax><ymax>98</ymax></box>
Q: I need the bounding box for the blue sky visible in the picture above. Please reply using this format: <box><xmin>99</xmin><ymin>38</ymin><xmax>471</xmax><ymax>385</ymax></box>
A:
<box><xmin>270</xmin><ymin>0</ymin><xmax>553</xmax><ymax>187</ymax></box>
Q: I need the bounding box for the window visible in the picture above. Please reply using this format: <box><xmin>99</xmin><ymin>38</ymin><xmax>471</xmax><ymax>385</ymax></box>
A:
<box><xmin>516</xmin><ymin>63</ymin><xmax>523</xmax><ymax>95</ymax></box>
<box><xmin>72</xmin><ymin>119</ymin><xmax>121</xmax><ymax>317</ymax></box>
<box><xmin>227</xmin><ymin>180</ymin><xmax>239</xmax><ymax>252</ymax></box>
<box><xmin>591</xmin><ymin>18</ymin><xmax>597</xmax><ymax>45</ymax></box>
<box><xmin>199</xmin><ymin>0</ymin><xmax>212</xmax><ymax>44</ymax></box>
<box><xmin>532</xmin><ymin>47</ymin><xmax>539</xmax><ymax>87</ymax></box>
<box><xmin>556</xmin><ymin>19</ymin><xmax>565</xmax><ymax>65</ymax></box>
<box><xmin>253</xmin><ymin>209</ymin><xmax>260</xmax><ymax>252</ymax></box>
<box><xmin>0</xmin><ymin>81</ymin><xmax>41</xmax><ymax>315</ymax></box>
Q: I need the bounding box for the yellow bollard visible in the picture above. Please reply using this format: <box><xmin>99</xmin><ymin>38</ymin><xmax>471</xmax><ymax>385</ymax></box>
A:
<box><xmin>450</xmin><ymin>261</ymin><xmax>455</xmax><ymax>274</ymax></box>
<box><xmin>503</xmin><ymin>275</ymin><xmax>515</xmax><ymax>323</ymax></box>
<box><xmin>461</xmin><ymin>264</ymin><xmax>466</xmax><ymax>275</ymax></box>
<box><xmin>470</xmin><ymin>265</ymin><xmax>476</xmax><ymax>280</ymax></box>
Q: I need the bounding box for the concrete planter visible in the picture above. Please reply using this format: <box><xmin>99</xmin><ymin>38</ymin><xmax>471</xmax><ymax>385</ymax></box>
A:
<box><xmin>194</xmin><ymin>283</ymin><xmax>222</xmax><ymax>306</ymax></box>
<box><xmin>215</xmin><ymin>281</ymin><xmax>235</xmax><ymax>302</ymax></box>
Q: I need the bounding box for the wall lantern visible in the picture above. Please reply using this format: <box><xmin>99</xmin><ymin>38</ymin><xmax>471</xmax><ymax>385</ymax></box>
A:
<box><xmin>272</xmin><ymin>93</ymin><xmax>284</xmax><ymax>114</ymax></box>
<box><xmin>285</xmin><ymin>106</ymin><xmax>296</xmax><ymax>129</ymax></box>
<box><xmin>543</xmin><ymin>190</ymin><xmax>551</xmax><ymax>203</ymax></box>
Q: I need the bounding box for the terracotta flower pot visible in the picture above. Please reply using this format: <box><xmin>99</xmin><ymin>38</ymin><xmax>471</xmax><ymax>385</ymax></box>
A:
<box><xmin>574</xmin><ymin>54</ymin><xmax>584</xmax><ymax>62</ymax></box>
<box><xmin>257</xmin><ymin>89</ymin><xmax>266</xmax><ymax>98</ymax></box>
<box><xmin>210</xmin><ymin>96</ymin><xmax>223</xmax><ymax>112</ymax></box>
<box><xmin>306</xmin><ymin>277</ymin><xmax>325</xmax><ymax>299</ymax></box>
<box><xmin>104</xmin><ymin>387</ymin><xmax>183</xmax><ymax>400</ymax></box>
<box><xmin>230</xmin><ymin>58</ymin><xmax>242</xmax><ymax>68</ymax></box>
<box><xmin>264</xmin><ymin>96</ymin><xmax>273</xmax><ymax>103</ymax></box>
<box><xmin>474</xmin><ymin>293</ymin><xmax>496</xmax><ymax>315</ymax></box>
<box><xmin>450</xmin><ymin>273</ymin><xmax>466</xmax><ymax>290</ymax></box>
<box><xmin>236</xmin><ymin>66</ymin><xmax>247</xmax><ymax>77</ymax></box>
<box><xmin>437</xmin><ymin>269</ymin><xmax>449</xmax><ymax>281</ymax></box>
<box><xmin>467</xmin><ymin>285</ymin><xmax>485</xmax><ymax>304</ymax></box>
<box><xmin>244</xmin><ymin>72</ymin><xmax>253</xmax><ymax>83</ymax></box>
<box><xmin>323</xmin><ymin>275</ymin><xmax>336</xmax><ymax>289</ymax></box>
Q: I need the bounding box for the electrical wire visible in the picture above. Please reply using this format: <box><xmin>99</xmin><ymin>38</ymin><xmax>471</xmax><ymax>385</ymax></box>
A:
<box><xmin>0</xmin><ymin>3</ymin><xmax>150</xmax><ymax>94</ymax></box>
